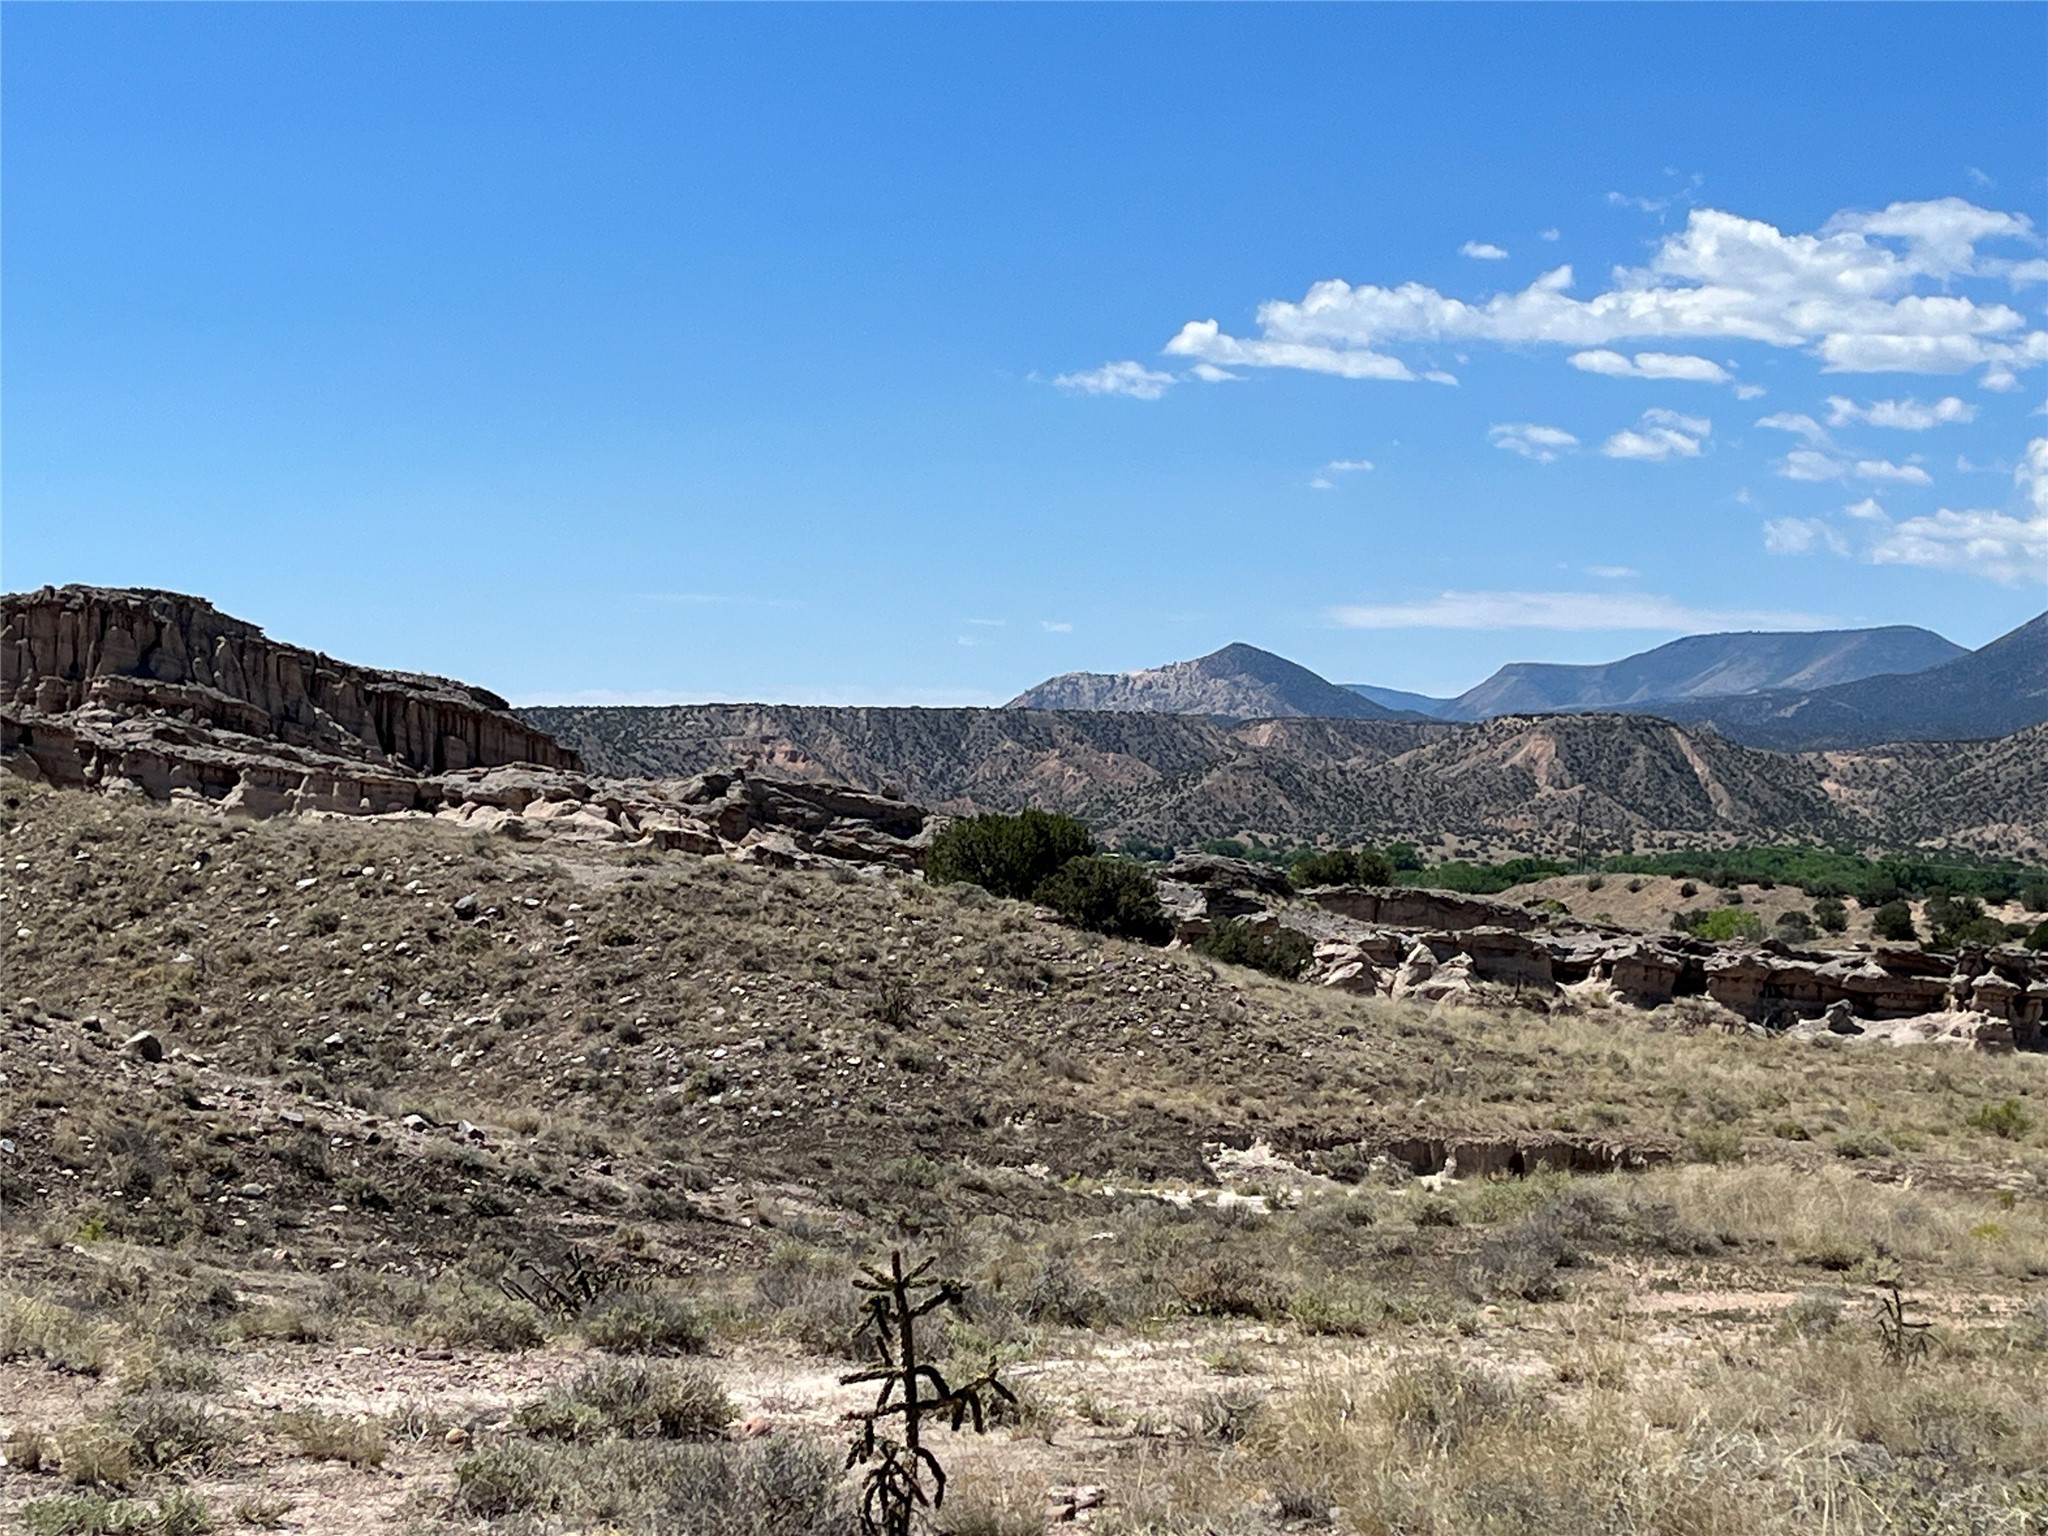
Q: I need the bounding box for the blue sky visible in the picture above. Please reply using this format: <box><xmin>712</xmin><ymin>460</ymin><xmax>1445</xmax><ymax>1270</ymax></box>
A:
<box><xmin>5</xmin><ymin>4</ymin><xmax>2045</xmax><ymax>704</ymax></box>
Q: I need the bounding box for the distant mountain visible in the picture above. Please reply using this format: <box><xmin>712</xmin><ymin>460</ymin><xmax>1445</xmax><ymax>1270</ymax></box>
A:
<box><xmin>1670</xmin><ymin>611</ymin><xmax>2048</xmax><ymax>749</ymax></box>
<box><xmin>1007</xmin><ymin>642</ymin><xmax>1404</xmax><ymax>721</ymax></box>
<box><xmin>1439</xmin><ymin>626</ymin><xmax>1965</xmax><ymax>721</ymax></box>
<box><xmin>1344</xmin><ymin>683</ymin><xmax>1456</xmax><ymax>717</ymax></box>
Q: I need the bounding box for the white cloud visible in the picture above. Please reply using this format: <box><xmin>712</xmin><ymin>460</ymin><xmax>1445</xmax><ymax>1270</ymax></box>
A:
<box><xmin>1967</xmin><ymin>167</ymin><xmax>1994</xmax><ymax>190</ymax></box>
<box><xmin>1568</xmin><ymin>349</ymin><xmax>1731</xmax><ymax>383</ymax></box>
<box><xmin>1868</xmin><ymin>507</ymin><xmax>2046</xmax><ymax>581</ymax></box>
<box><xmin>1489</xmin><ymin>422</ymin><xmax>1579</xmax><ymax>462</ymax></box>
<box><xmin>1778</xmin><ymin>448</ymin><xmax>1846</xmax><ymax>481</ymax></box>
<box><xmin>1763</xmin><ymin>517</ymin><xmax>1848</xmax><ymax>556</ymax></box>
<box><xmin>1755</xmin><ymin>440</ymin><xmax>2046</xmax><ymax>584</ymax></box>
<box><xmin>1309</xmin><ymin>476</ymin><xmax>1337</xmax><ymax>491</ymax></box>
<box><xmin>1825</xmin><ymin>394</ymin><xmax>1975</xmax><ymax>429</ymax></box>
<box><xmin>1324</xmin><ymin>458</ymin><xmax>1374</xmax><ymax>473</ymax></box>
<box><xmin>1757</xmin><ymin>412</ymin><xmax>1832</xmax><ymax>446</ymax></box>
<box><xmin>1052</xmin><ymin>360</ymin><xmax>1177</xmax><ymax>399</ymax></box>
<box><xmin>1461</xmin><ymin>241</ymin><xmax>1509</xmax><ymax>260</ymax></box>
<box><xmin>1733</xmin><ymin>383</ymin><xmax>1768</xmax><ymax>400</ymax></box>
<box><xmin>966</xmin><ymin>618</ymin><xmax>1006</xmax><ymax>628</ymax></box>
<box><xmin>1040</xmin><ymin>620</ymin><xmax>1073</xmax><ymax>633</ymax></box>
<box><xmin>1422</xmin><ymin>369</ymin><xmax>1459</xmax><ymax>386</ymax></box>
<box><xmin>1160</xmin><ymin>198</ymin><xmax>2048</xmax><ymax>389</ymax></box>
<box><xmin>1854</xmin><ymin>458</ymin><xmax>1933</xmax><ymax>486</ymax></box>
<box><xmin>1602</xmin><ymin>408</ymin><xmax>1709</xmax><ymax>460</ymax></box>
<box><xmin>1329</xmin><ymin>590</ymin><xmax>1831</xmax><ymax>631</ymax></box>
<box><xmin>1540</xmin><ymin>228</ymin><xmax>1562</xmax><ymax>242</ymax></box>
<box><xmin>1775</xmin><ymin>449</ymin><xmax>1932</xmax><ymax>486</ymax></box>
<box><xmin>1585</xmin><ymin>565</ymin><xmax>1638</xmax><ymax>579</ymax></box>
<box><xmin>1190</xmin><ymin>363</ymin><xmax>1242</xmax><ymax>383</ymax></box>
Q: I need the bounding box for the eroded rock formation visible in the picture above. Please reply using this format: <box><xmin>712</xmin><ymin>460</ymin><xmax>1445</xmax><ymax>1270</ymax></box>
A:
<box><xmin>1</xmin><ymin>586</ymin><xmax>931</xmax><ymax>871</ymax></box>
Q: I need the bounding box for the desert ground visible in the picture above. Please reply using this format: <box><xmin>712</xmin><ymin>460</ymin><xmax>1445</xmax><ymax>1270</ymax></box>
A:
<box><xmin>4</xmin><ymin>783</ymin><xmax>2046</xmax><ymax>1535</ymax></box>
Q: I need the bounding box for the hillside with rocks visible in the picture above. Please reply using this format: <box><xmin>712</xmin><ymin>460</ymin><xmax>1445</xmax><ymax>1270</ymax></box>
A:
<box><xmin>526</xmin><ymin>701</ymin><xmax>2048</xmax><ymax>860</ymax></box>
<box><xmin>1008</xmin><ymin>642</ymin><xmax>1404</xmax><ymax>720</ymax></box>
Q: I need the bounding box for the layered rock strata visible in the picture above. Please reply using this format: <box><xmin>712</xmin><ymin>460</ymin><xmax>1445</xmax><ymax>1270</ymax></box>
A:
<box><xmin>1</xmin><ymin>586</ymin><xmax>930</xmax><ymax>871</ymax></box>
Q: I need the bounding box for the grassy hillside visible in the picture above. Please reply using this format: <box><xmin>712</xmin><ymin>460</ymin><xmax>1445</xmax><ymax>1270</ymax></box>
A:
<box><xmin>3</xmin><ymin>784</ymin><xmax>2046</xmax><ymax>1534</ymax></box>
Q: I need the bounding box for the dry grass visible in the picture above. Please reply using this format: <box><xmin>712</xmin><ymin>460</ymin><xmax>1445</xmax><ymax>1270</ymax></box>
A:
<box><xmin>3</xmin><ymin>783</ymin><xmax>2045</xmax><ymax>1533</ymax></box>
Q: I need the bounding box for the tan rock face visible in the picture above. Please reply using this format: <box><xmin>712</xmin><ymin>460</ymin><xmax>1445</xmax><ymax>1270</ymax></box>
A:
<box><xmin>1</xmin><ymin>586</ymin><xmax>933</xmax><ymax>874</ymax></box>
<box><xmin>3</xmin><ymin>585</ymin><xmax>576</xmax><ymax>775</ymax></box>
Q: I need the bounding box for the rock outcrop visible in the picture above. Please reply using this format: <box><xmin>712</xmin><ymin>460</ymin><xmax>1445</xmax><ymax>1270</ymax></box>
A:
<box><xmin>4</xmin><ymin>586</ymin><xmax>574</xmax><ymax>775</ymax></box>
<box><xmin>1</xmin><ymin>586</ymin><xmax>931</xmax><ymax>872</ymax></box>
<box><xmin>1163</xmin><ymin>873</ymin><xmax>2046</xmax><ymax>1052</ymax></box>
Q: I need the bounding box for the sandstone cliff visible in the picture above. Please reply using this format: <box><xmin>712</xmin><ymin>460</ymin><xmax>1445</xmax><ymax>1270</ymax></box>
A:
<box><xmin>0</xmin><ymin>586</ymin><xmax>931</xmax><ymax>871</ymax></box>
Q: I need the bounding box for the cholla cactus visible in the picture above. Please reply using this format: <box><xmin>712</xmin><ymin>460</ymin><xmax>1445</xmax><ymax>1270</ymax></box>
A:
<box><xmin>841</xmin><ymin>1249</ymin><xmax>1014</xmax><ymax>1536</ymax></box>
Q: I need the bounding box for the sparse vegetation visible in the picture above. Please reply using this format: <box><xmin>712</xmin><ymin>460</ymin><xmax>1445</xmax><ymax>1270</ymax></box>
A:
<box><xmin>4</xmin><ymin>783</ymin><xmax>2047</xmax><ymax>1536</ymax></box>
<box><xmin>1194</xmin><ymin>920</ymin><xmax>1314</xmax><ymax>980</ymax></box>
<box><xmin>1030</xmin><ymin>855</ymin><xmax>1172</xmax><ymax>943</ymax></box>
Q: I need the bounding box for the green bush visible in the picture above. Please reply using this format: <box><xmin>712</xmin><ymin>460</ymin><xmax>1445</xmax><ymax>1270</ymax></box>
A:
<box><xmin>2027</xmin><ymin>920</ymin><xmax>2048</xmax><ymax>952</ymax></box>
<box><xmin>1812</xmin><ymin>895</ymin><xmax>1849</xmax><ymax>934</ymax></box>
<box><xmin>1195</xmin><ymin>921</ymin><xmax>1314</xmax><ymax>980</ymax></box>
<box><xmin>1965</xmin><ymin>1098</ymin><xmax>2035</xmax><ymax>1141</ymax></box>
<box><xmin>2021</xmin><ymin>880</ymin><xmax>2048</xmax><ymax>913</ymax></box>
<box><xmin>1289</xmin><ymin>846</ymin><xmax>1392</xmax><ymax>888</ymax></box>
<box><xmin>925</xmin><ymin>810</ymin><xmax>1092</xmax><ymax>900</ymax></box>
<box><xmin>1032</xmin><ymin>856</ymin><xmax>1172</xmax><ymax>944</ymax></box>
<box><xmin>1671</xmin><ymin>907</ymin><xmax>1765</xmax><ymax>942</ymax></box>
<box><xmin>1871</xmin><ymin>900</ymin><xmax>1917</xmax><ymax>943</ymax></box>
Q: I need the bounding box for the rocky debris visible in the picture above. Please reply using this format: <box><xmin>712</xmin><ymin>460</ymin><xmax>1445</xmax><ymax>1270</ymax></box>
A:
<box><xmin>1225</xmin><ymin>885</ymin><xmax>2048</xmax><ymax>1051</ymax></box>
<box><xmin>124</xmin><ymin>1028</ymin><xmax>163</xmax><ymax>1063</ymax></box>
<box><xmin>1371</xmin><ymin>1130</ymin><xmax>1674</xmax><ymax>1179</ymax></box>
<box><xmin>1</xmin><ymin>587</ymin><xmax>935</xmax><ymax>873</ymax></box>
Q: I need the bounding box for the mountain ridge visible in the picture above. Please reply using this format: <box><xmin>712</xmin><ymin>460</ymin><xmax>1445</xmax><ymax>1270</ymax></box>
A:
<box><xmin>1670</xmin><ymin>612</ymin><xmax>2048</xmax><ymax>749</ymax></box>
<box><xmin>1008</xmin><ymin>642</ymin><xmax>1404</xmax><ymax>720</ymax></box>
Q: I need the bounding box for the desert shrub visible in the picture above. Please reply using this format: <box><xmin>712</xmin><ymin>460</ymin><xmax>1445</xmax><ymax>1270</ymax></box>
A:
<box><xmin>1195</xmin><ymin>920</ymin><xmax>1314</xmax><ymax>980</ymax></box>
<box><xmin>751</xmin><ymin>1245</ymin><xmax>862</xmax><ymax>1357</ymax></box>
<box><xmin>926</xmin><ymin>811</ymin><xmax>1092</xmax><ymax>901</ymax></box>
<box><xmin>2027</xmin><ymin>920</ymin><xmax>2048</xmax><ymax>952</ymax></box>
<box><xmin>580</xmin><ymin>1289</ymin><xmax>708</xmax><ymax>1356</ymax></box>
<box><xmin>419</xmin><ymin>1286</ymin><xmax>545</xmax><ymax>1351</ymax></box>
<box><xmin>455</xmin><ymin>1437</ymin><xmax>843</xmax><ymax>1531</ymax></box>
<box><xmin>2</xmin><ymin>1294</ymin><xmax>106</xmax><ymax>1375</ymax></box>
<box><xmin>113</xmin><ymin>1394</ymin><xmax>237</xmax><ymax>1473</ymax></box>
<box><xmin>1678</xmin><ymin>881</ymin><xmax>1698</xmax><ymax>898</ymax></box>
<box><xmin>19</xmin><ymin>1492</ymin><xmax>213</xmax><ymax>1536</ymax></box>
<box><xmin>1032</xmin><ymin>856</ymin><xmax>1172</xmax><ymax>944</ymax></box>
<box><xmin>278</xmin><ymin>1410</ymin><xmax>386</xmax><ymax>1468</ymax></box>
<box><xmin>518</xmin><ymin>1360</ymin><xmax>732</xmax><ymax>1443</ymax></box>
<box><xmin>1965</xmin><ymin>1098</ymin><xmax>2035</xmax><ymax>1141</ymax></box>
<box><xmin>1013</xmin><ymin>1253</ymin><xmax>1108</xmax><ymax>1329</ymax></box>
<box><xmin>1871</xmin><ymin>900</ymin><xmax>1917</xmax><ymax>942</ymax></box>
<box><xmin>1175</xmin><ymin>1256</ymin><xmax>1282</xmax><ymax>1319</ymax></box>
<box><xmin>1375</xmin><ymin>1359</ymin><xmax>1516</xmax><ymax>1453</ymax></box>
<box><xmin>1833</xmin><ymin>1130</ymin><xmax>1897</xmax><ymax>1160</ymax></box>
<box><xmin>1290</xmin><ymin>846</ymin><xmax>1392</xmax><ymax>888</ymax></box>
<box><xmin>119</xmin><ymin>1350</ymin><xmax>220</xmax><ymax>1397</ymax></box>
<box><xmin>1187</xmin><ymin>1389</ymin><xmax>1265</xmax><ymax>1444</ymax></box>
<box><xmin>1813</xmin><ymin>895</ymin><xmax>1849</xmax><ymax>933</ymax></box>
